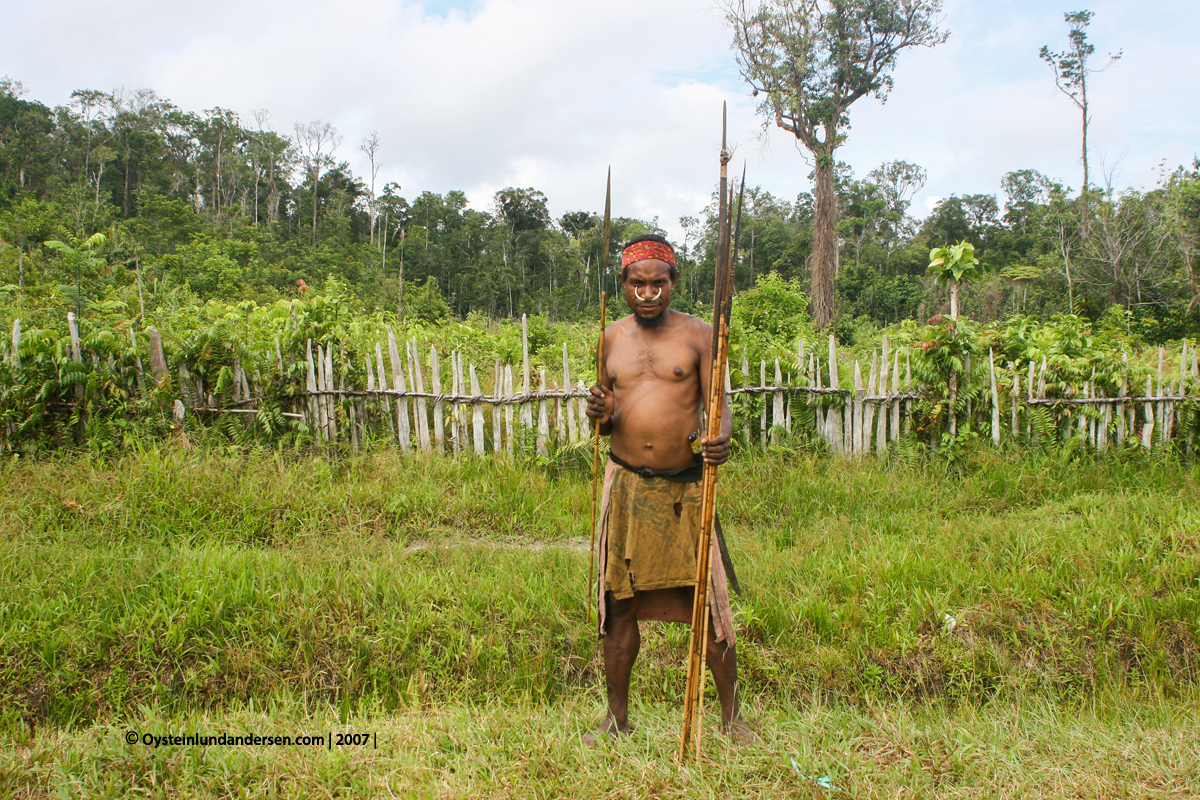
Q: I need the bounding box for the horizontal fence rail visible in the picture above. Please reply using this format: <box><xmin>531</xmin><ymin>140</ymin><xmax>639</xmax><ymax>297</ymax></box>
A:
<box><xmin>2</xmin><ymin>315</ymin><xmax>1197</xmax><ymax>458</ymax></box>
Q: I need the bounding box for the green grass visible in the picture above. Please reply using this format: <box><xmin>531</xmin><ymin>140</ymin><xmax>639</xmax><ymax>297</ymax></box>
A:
<box><xmin>2</xmin><ymin>443</ymin><xmax>1198</xmax><ymax>797</ymax></box>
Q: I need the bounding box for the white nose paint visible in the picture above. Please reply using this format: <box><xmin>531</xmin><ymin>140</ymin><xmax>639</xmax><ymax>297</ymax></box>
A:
<box><xmin>637</xmin><ymin>287</ymin><xmax>663</xmax><ymax>302</ymax></box>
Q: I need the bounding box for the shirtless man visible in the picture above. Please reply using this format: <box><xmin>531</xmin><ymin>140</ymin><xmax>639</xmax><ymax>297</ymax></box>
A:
<box><xmin>584</xmin><ymin>233</ymin><xmax>752</xmax><ymax>744</ymax></box>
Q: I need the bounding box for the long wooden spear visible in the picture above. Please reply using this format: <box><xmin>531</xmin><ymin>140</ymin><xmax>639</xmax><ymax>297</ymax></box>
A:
<box><xmin>588</xmin><ymin>168</ymin><xmax>612</xmax><ymax>622</ymax></box>
<box><xmin>679</xmin><ymin>105</ymin><xmax>741</xmax><ymax>761</ymax></box>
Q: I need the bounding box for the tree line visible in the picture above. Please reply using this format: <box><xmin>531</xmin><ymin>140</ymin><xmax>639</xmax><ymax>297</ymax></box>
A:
<box><xmin>0</xmin><ymin>74</ymin><xmax>1197</xmax><ymax>343</ymax></box>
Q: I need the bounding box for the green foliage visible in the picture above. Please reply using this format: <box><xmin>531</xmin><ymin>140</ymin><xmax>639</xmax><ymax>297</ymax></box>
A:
<box><xmin>730</xmin><ymin>272</ymin><xmax>812</xmax><ymax>364</ymax></box>
<box><xmin>403</xmin><ymin>277</ymin><xmax>450</xmax><ymax>324</ymax></box>
<box><xmin>927</xmin><ymin>239</ymin><xmax>984</xmax><ymax>289</ymax></box>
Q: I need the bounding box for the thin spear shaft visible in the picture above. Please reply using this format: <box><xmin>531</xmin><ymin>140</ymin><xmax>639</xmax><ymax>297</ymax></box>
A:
<box><xmin>589</xmin><ymin>169</ymin><xmax>612</xmax><ymax>622</ymax></box>
<box><xmin>680</xmin><ymin>104</ymin><xmax>735</xmax><ymax>761</ymax></box>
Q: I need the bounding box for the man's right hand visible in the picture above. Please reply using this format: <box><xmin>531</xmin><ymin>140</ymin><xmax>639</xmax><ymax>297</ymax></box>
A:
<box><xmin>586</xmin><ymin>384</ymin><xmax>614</xmax><ymax>425</ymax></box>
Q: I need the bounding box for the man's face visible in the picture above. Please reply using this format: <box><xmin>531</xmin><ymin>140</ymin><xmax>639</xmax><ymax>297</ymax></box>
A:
<box><xmin>621</xmin><ymin>259</ymin><xmax>676</xmax><ymax>328</ymax></box>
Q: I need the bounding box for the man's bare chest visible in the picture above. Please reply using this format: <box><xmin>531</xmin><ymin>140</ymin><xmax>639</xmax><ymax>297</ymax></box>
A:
<box><xmin>607</xmin><ymin>338</ymin><xmax>699</xmax><ymax>389</ymax></box>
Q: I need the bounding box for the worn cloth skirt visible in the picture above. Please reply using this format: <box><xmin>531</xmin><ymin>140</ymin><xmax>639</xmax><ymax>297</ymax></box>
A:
<box><xmin>596</xmin><ymin>460</ymin><xmax>736</xmax><ymax>645</ymax></box>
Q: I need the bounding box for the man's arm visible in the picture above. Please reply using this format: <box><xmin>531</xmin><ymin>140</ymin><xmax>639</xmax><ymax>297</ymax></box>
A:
<box><xmin>695</xmin><ymin>322</ymin><xmax>732</xmax><ymax>466</ymax></box>
<box><xmin>585</xmin><ymin>327</ymin><xmax>614</xmax><ymax>435</ymax></box>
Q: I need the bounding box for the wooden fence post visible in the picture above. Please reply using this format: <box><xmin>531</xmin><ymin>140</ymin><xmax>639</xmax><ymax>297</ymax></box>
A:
<box><xmin>537</xmin><ymin>369</ymin><xmax>549</xmax><ymax>456</ymax></box>
<box><xmin>493</xmin><ymin>359</ymin><xmax>503</xmax><ymax>454</ymax></box>
<box><xmin>1142</xmin><ymin>376</ymin><xmax>1155</xmax><ymax>450</ymax></box>
<box><xmin>773</xmin><ymin>359</ymin><xmax>785</xmax><ymax>445</ymax></box>
<box><xmin>411</xmin><ymin>340</ymin><xmax>430</xmax><ymax>450</ymax></box>
<box><xmin>504</xmin><ymin>365</ymin><xmax>515</xmax><ymax>456</ymax></box>
<box><xmin>470</xmin><ymin>363</ymin><xmax>485</xmax><ymax>456</ymax></box>
<box><xmin>741</xmin><ymin>353</ymin><xmax>751</xmax><ymax>445</ymax></box>
<box><xmin>827</xmin><ymin>335</ymin><xmax>842</xmax><ymax>454</ymax></box>
<box><xmin>386</xmin><ymin>331</ymin><xmax>410</xmax><ymax>452</ymax></box>
<box><xmin>563</xmin><ymin>343</ymin><xmax>577</xmax><ymax>442</ymax></box>
<box><xmin>852</xmin><ymin>360</ymin><xmax>864</xmax><ymax>455</ymax></box>
<box><xmin>989</xmin><ymin>349</ymin><xmax>1001</xmax><ymax>447</ymax></box>
<box><xmin>8</xmin><ymin>318</ymin><xmax>19</xmax><ymax>370</ymax></box>
<box><xmin>890</xmin><ymin>351</ymin><xmax>900</xmax><ymax>444</ymax></box>
<box><xmin>305</xmin><ymin>340</ymin><xmax>321</xmax><ymax>442</ymax></box>
<box><xmin>430</xmin><ymin>346</ymin><xmax>444</xmax><ymax>451</ymax></box>
<box><xmin>520</xmin><ymin>315</ymin><xmax>532</xmax><ymax>448</ymax></box>
<box><xmin>876</xmin><ymin>338</ymin><xmax>889</xmax><ymax>452</ymax></box>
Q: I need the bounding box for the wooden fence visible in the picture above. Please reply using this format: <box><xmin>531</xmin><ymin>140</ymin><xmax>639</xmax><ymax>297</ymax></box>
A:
<box><xmin>4</xmin><ymin>315</ymin><xmax>1198</xmax><ymax>457</ymax></box>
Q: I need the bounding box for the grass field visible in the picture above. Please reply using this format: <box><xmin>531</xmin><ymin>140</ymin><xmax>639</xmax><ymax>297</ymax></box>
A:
<box><xmin>2</xmin><ymin>442</ymin><xmax>1198</xmax><ymax>797</ymax></box>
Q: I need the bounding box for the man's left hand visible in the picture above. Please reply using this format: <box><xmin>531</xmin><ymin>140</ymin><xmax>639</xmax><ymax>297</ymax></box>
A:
<box><xmin>699</xmin><ymin>433</ymin><xmax>730</xmax><ymax>466</ymax></box>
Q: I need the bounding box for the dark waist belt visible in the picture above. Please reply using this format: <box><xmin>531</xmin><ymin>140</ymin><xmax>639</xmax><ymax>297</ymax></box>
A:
<box><xmin>608</xmin><ymin>451</ymin><xmax>704</xmax><ymax>482</ymax></box>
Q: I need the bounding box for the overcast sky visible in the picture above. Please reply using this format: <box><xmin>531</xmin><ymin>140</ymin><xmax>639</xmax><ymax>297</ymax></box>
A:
<box><xmin>3</xmin><ymin>0</ymin><xmax>1197</xmax><ymax>241</ymax></box>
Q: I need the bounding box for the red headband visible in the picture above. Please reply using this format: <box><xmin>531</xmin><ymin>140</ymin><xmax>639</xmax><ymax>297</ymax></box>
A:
<box><xmin>621</xmin><ymin>240</ymin><xmax>676</xmax><ymax>268</ymax></box>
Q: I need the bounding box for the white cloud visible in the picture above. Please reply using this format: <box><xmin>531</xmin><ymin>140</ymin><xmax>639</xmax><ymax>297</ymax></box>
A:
<box><xmin>2</xmin><ymin>0</ymin><xmax>1197</xmax><ymax>242</ymax></box>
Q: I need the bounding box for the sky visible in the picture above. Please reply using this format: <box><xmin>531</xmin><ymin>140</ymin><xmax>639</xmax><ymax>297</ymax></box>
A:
<box><xmin>3</xmin><ymin>0</ymin><xmax>1197</xmax><ymax>242</ymax></box>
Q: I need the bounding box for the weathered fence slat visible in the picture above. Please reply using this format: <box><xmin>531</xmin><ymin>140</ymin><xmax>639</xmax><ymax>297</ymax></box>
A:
<box><xmin>563</xmin><ymin>344</ymin><xmax>577</xmax><ymax>443</ymax></box>
<box><xmin>520</xmin><ymin>316</ymin><xmax>532</xmax><ymax>442</ymax></box>
<box><xmin>470</xmin><ymin>363</ymin><xmax>485</xmax><ymax>456</ymax></box>
<box><xmin>410</xmin><ymin>340</ymin><xmax>430</xmax><ymax>451</ymax></box>
<box><xmin>990</xmin><ymin>349</ymin><xmax>1001</xmax><ymax>448</ymax></box>
<box><xmin>8</xmin><ymin>319</ymin><xmax>19</xmax><ymax>369</ymax></box>
<box><xmin>865</xmin><ymin>352</ymin><xmax>878</xmax><ymax>454</ymax></box>
<box><xmin>772</xmin><ymin>359</ymin><xmax>784</xmax><ymax>445</ymax></box>
<box><xmin>537</xmin><ymin>370</ymin><xmax>549</xmax><ymax>456</ymax></box>
<box><xmin>504</xmin><ymin>365</ymin><xmax>515</xmax><ymax>456</ymax></box>
<box><xmin>430</xmin><ymin>346</ymin><xmax>444</xmax><ymax>451</ymax></box>
<box><xmin>827</xmin><ymin>335</ymin><xmax>842</xmax><ymax>454</ymax></box>
<box><xmin>852</xmin><ymin>360</ymin><xmax>864</xmax><ymax>455</ymax></box>
<box><xmin>493</xmin><ymin>360</ymin><xmax>503</xmax><ymax>454</ymax></box>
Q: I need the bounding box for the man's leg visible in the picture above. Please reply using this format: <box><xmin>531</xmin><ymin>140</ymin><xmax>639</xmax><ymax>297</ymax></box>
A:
<box><xmin>584</xmin><ymin>591</ymin><xmax>640</xmax><ymax>744</ymax></box>
<box><xmin>706</xmin><ymin>616</ymin><xmax>758</xmax><ymax>743</ymax></box>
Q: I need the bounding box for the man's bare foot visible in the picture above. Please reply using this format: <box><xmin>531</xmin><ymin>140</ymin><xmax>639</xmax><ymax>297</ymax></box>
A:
<box><xmin>582</xmin><ymin>717</ymin><xmax>631</xmax><ymax>747</ymax></box>
<box><xmin>722</xmin><ymin>719</ymin><xmax>761</xmax><ymax>745</ymax></box>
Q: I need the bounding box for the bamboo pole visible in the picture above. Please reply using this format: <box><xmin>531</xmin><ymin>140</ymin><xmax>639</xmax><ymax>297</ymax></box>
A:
<box><xmin>589</xmin><ymin>290</ymin><xmax>608</xmax><ymax>622</ymax></box>
<box><xmin>680</xmin><ymin>127</ymin><xmax>738</xmax><ymax>761</ymax></box>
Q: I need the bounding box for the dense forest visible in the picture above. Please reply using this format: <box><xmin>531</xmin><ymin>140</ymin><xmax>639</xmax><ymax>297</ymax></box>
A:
<box><xmin>1</xmin><ymin>77</ymin><xmax>1198</xmax><ymax>342</ymax></box>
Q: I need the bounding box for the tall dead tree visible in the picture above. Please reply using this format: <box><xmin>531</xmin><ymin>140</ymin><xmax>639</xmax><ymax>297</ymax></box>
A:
<box><xmin>293</xmin><ymin>120</ymin><xmax>342</xmax><ymax>246</ymax></box>
<box><xmin>1040</xmin><ymin>10</ymin><xmax>1121</xmax><ymax>240</ymax></box>
<box><xmin>726</xmin><ymin>0</ymin><xmax>947</xmax><ymax>329</ymax></box>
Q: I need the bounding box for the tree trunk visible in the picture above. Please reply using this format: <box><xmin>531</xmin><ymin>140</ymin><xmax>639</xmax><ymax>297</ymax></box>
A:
<box><xmin>1080</xmin><ymin>79</ymin><xmax>1090</xmax><ymax>242</ymax></box>
<box><xmin>811</xmin><ymin>154</ymin><xmax>838</xmax><ymax>329</ymax></box>
<box><xmin>123</xmin><ymin>155</ymin><xmax>132</xmax><ymax>218</ymax></box>
<box><xmin>311</xmin><ymin>167</ymin><xmax>319</xmax><ymax>246</ymax></box>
